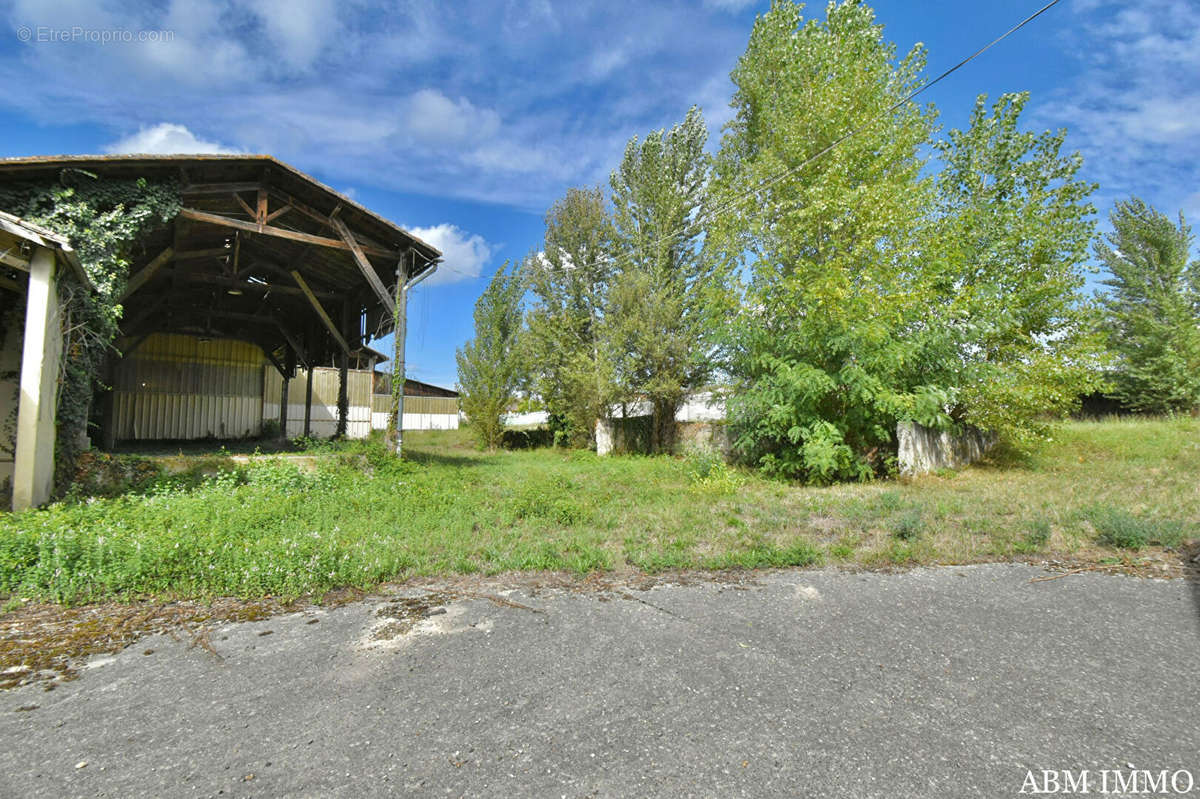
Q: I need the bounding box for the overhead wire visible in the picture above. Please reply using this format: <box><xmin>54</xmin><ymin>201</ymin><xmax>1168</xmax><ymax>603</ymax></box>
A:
<box><xmin>540</xmin><ymin>0</ymin><xmax>1062</xmax><ymax>280</ymax></box>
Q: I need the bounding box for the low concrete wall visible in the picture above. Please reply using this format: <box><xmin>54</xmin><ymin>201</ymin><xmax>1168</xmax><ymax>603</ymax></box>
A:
<box><xmin>896</xmin><ymin>421</ymin><xmax>995</xmax><ymax>476</ymax></box>
<box><xmin>596</xmin><ymin>416</ymin><xmax>730</xmax><ymax>457</ymax></box>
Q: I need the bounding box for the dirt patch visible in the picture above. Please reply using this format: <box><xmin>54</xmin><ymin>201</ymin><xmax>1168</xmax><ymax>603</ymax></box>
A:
<box><xmin>371</xmin><ymin>592</ymin><xmax>457</xmax><ymax>641</ymax></box>
<box><xmin>0</xmin><ymin>597</ymin><xmax>293</xmax><ymax>691</ymax></box>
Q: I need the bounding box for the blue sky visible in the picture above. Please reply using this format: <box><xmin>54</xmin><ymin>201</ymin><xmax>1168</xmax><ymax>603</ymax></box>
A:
<box><xmin>0</xmin><ymin>0</ymin><xmax>1196</xmax><ymax>388</ymax></box>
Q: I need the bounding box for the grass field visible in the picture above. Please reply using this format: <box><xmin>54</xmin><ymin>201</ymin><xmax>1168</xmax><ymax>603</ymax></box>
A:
<box><xmin>1</xmin><ymin>417</ymin><xmax>1197</xmax><ymax>604</ymax></box>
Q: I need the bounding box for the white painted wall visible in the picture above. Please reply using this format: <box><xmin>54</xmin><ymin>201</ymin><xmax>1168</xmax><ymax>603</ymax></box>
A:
<box><xmin>370</xmin><ymin>411</ymin><xmax>460</xmax><ymax>432</ymax></box>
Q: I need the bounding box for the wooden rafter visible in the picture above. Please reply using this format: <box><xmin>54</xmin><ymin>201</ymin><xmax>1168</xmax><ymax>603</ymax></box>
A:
<box><xmin>234</xmin><ymin>192</ymin><xmax>256</xmax><ymax>219</ymax></box>
<box><xmin>292</xmin><ymin>270</ymin><xmax>350</xmax><ymax>353</ymax></box>
<box><xmin>178</xmin><ymin>208</ymin><xmax>397</xmax><ymax>258</ymax></box>
<box><xmin>120</xmin><ymin>246</ymin><xmax>174</xmax><ymax>300</ymax></box>
<box><xmin>329</xmin><ymin>214</ymin><xmax>393</xmax><ymax>309</ymax></box>
<box><xmin>182</xmin><ymin>182</ymin><xmax>262</xmax><ymax>195</ymax></box>
<box><xmin>174</xmin><ymin>247</ymin><xmax>230</xmax><ymax>261</ymax></box>
<box><xmin>274</xmin><ymin>317</ymin><xmax>310</xmax><ymax>369</ymax></box>
<box><xmin>119</xmin><ymin>296</ymin><xmax>166</xmax><ymax>334</ymax></box>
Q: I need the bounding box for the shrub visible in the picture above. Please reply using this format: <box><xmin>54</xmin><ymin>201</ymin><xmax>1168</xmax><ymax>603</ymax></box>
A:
<box><xmin>1086</xmin><ymin>506</ymin><xmax>1184</xmax><ymax>550</ymax></box>
<box><xmin>891</xmin><ymin>510</ymin><xmax>924</xmax><ymax>542</ymax></box>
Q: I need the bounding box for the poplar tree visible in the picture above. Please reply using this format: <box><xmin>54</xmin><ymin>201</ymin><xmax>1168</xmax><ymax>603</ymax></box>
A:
<box><xmin>524</xmin><ymin>187</ymin><xmax>614</xmax><ymax>446</ymax></box>
<box><xmin>607</xmin><ymin>106</ymin><xmax>717</xmax><ymax>452</ymax></box>
<box><xmin>1095</xmin><ymin>199</ymin><xmax>1200</xmax><ymax>413</ymax></box>
<box><xmin>712</xmin><ymin>0</ymin><xmax>937</xmax><ymax>482</ymax></box>
<box><xmin>456</xmin><ymin>261</ymin><xmax>525</xmax><ymax>449</ymax></box>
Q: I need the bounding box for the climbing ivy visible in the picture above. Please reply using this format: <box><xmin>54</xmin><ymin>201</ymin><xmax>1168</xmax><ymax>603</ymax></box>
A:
<box><xmin>0</xmin><ymin>170</ymin><xmax>181</xmax><ymax>495</ymax></box>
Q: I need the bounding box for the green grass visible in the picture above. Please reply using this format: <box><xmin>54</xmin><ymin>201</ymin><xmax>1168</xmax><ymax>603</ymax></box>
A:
<box><xmin>2</xmin><ymin>417</ymin><xmax>1198</xmax><ymax>604</ymax></box>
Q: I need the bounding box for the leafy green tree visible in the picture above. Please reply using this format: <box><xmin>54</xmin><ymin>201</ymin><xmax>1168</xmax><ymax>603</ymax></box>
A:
<box><xmin>456</xmin><ymin>261</ymin><xmax>526</xmax><ymax>449</ymax></box>
<box><xmin>926</xmin><ymin>92</ymin><xmax>1105</xmax><ymax>447</ymax></box>
<box><xmin>1095</xmin><ymin>198</ymin><xmax>1200</xmax><ymax>413</ymax></box>
<box><xmin>607</xmin><ymin>106</ymin><xmax>718</xmax><ymax>452</ymax></box>
<box><xmin>524</xmin><ymin>187</ymin><xmax>614</xmax><ymax>447</ymax></box>
<box><xmin>712</xmin><ymin>0</ymin><xmax>937</xmax><ymax>482</ymax></box>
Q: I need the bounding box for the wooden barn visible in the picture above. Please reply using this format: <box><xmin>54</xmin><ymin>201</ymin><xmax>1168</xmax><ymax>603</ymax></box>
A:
<box><xmin>0</xmin><ymin>154</ymin><xmax>443</xmax><ymax>508</ymax></box>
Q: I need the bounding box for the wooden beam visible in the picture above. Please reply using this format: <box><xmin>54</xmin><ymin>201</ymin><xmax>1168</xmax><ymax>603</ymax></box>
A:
<box><xmin>182</xmin><ymin>182</ymin><xmax>263</xmax><ymax>195</ymax></box>
<box><xmin>118</xmin><ymin>295</ymin><xmax>165</xmax><ymax>336</ymax></box>
<box><xmin>120</xmin><ymin>246</ymin><xmax>174</xmax><ymax>300</ymax></box>
<box><xmin>234</xmin><ymin>193</ymin><xmax>256</xmax><ymax>219</ymax></box>
<box><xmin>0</xmin><ymin>273</ymin><xmax>25</xmax><ymax>293</ymax></box>
<box><xmin>264</xmin><ymin>188</ymin><xmax>397</xmax><ymax>255</ymax></box>
<box><xmin>256</xmin><ymin>189</ymin><xmax>269</xmax><ymax>231</ymax></box>
<box><xmin>264</xmin><ymin>348</ymin><xmax>288</xmax><ymax>379</ymax></box>
<box><xmin>329</xmin><ymin>215</ymin><xmax>394</xmax><ymax>309</ymax></box>
<box><xmin>275</xmin><ymin>317</ymin><xmax>310</xmax><ymax>369</ymax></box>
<box><xmin>117</xmin><ymin>332</ymin><xmax>152</xmax><ymax>358</ymax></box>
<box><xmin>264</xmin><ymin>204</ymin><xmax>292</xmax><ymax>224</ymax></box>
<box><xmin>0</xmin><ymin>247</ymin><xmax>31</xmax><ymax>271</ymax></box>
<box><xmin>174</xmin><ymin>247</ymin><xmax>230</xmax><ymax>261</ymax></box>
<box><xmin>291</xmin><ymin>270</ymin><xmax>350</xmax><ymax>353</ymax></box>
<box><xmin>178</xmin><ymin>208</ymin><xmax>398</xmax><ymax>258</ymax></box>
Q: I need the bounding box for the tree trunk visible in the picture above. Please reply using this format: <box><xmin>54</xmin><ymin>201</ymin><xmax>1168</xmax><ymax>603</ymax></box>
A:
<box><xmin>652</xmin><ymin>397</ymin><xmax>678</xmax><ymax>455</ymax></box>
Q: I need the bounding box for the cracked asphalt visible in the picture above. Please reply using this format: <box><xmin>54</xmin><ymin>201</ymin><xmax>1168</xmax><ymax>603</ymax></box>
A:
<box><xmin>1</xmin><ymin>563</ymin><xmax>1197</xmax><ymax>798</ymax></box>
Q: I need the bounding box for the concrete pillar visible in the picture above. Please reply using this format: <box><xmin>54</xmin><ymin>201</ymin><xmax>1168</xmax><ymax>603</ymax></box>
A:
<box><xmin>13</xmin><ymin>246</ymin><xmax>61</xmax><ymax>510</ymax></box>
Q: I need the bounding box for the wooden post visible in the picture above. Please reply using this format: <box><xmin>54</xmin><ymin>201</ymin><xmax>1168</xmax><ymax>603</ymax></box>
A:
<box><xmin>391</xmin><ymin>261</ymin><xmax>408</xmax><ymax>456</ymax></box>
<box><xmin>100</xmin><ymin>352</ymin><xmax>117</xmax><ymax>451</ymax></box>
<box><xmin>303</xmin><ymin>361</ymin><xmax>314</xmax><ymax>438</ymax></box>
<box><xmin>280</xmin><ymin>347</ymin><xmax>296</xmax><ymax>441</ymax></box>
<box><xmin>13</xmin><ymin>246</ymin><xmax>61</xmax><ymax>511</ymax></box>
<box><xmin>336</xmin><ymin>299</ymin><xmax>352</xmax><ymax>438</ymax></box>
<box><xmin>279</xmin><ymin>367</ymin><xmax>289</xmax><ymax>440</ymax></box>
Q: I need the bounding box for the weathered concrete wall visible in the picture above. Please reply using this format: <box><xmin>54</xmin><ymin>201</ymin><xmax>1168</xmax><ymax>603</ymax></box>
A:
<box><xmin>677</xmin><ymin>421</ymin><xmax>732</xmax><ymax>458</ymax></box>
<box><xmin>596</xmin><ymin>416</ymin><xmax>730</xmax><ymax>457</ymax></box>
<box><xmin>896</xmin><ymin>421</ymin><xmax>995</xmax><ymax>476</ymax></box>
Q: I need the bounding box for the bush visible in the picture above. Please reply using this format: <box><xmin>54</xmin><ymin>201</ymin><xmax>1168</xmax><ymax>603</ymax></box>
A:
<box><xmin>891</xmin><ymin>510</ymin><xmax>924</xmax><ymax>542</ymax></box>
<box><xmin>683</xmin><ymin>448</ymin><xmax>745</xmax><ymax>493</ymax></box>
<box><xmin>1086</xmin><ymin>506</ymin><xmax>1185</xmax><ymax>550</ymax></box>
<box><xmin>501</xmin><ymin>428</ymin><xmax>555</xmax><ymax>450</ymax></box>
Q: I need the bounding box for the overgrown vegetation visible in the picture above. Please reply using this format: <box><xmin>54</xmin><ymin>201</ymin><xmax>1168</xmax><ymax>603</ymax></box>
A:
<box><xmin>606</xmin><ymin>106</ymin><xmax>720</xmax><ymax>453</ymax></box>
<box><xmin>524</xmin><ymin>187</ymin><xmax>614</xmax><ymax>447</ymax></box>
<box><xmin>711</xmin><ymin>5</ymin><xmax>1103</xmax><ymax>480</ymax></box>
<box><xmin>0</xmin><ymin>171</ymin><xmax>180</xmax><ymax>491</ymax></box>
<box><xmin>0</xmin><ymin>418</ymin><xmax>1195</xmax><ymax>604</ymax></box>
<box><xmin>479</xmin><ymin>0</ymin><xmax>1113</xmax><ymax>481</ymax></box>
<box><xmin>1094</xmin><ymin>197</ymin><xmax>1200</xmax><ymax>414</ymax></box>
<box><xmin>456</xmin><ymin>260</ymin><xmax>526</xmax><ymax>449</ymax></box>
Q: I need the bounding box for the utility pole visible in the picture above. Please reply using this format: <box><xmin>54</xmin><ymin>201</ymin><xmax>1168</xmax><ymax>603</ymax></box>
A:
<box><xmin>390</xmin><ymin>251</ymin><xmax>439</xmax><ymax>456</ymax></box>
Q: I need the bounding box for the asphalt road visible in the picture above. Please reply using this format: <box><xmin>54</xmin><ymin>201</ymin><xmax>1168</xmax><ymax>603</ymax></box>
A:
<box><xmin>1</xmin><ymin>564</ymin><xmax>1197</xmax><ymax>798</ymax></box>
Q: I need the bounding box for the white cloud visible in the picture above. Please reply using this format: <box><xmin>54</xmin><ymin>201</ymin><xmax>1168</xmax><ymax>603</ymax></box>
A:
<box><xmin>702</xmin><ymin>0</ymin><xmax>759</xmax><ymax>11</ymax></box>
<box><xmin>1037</xmin><ymin>0</ymin><xmax>1200</xmax><ymax>220</ymax></box>
<box><xmin>0</xmin><ymin>0</ymin><xmax>750</xmax><ymax>209</ymax></box>
<box><xmin>103</xmin><ymin>123</ymin><xmax>242</xmax><ymax>155</ymax></box>
<box><xmin>405</xmin><ymin>223</ymin><xmax>494</xmax><ymax>285</ymax></box>
<box><xmin>406</xmin><ymin>89</ymin><xmax>501</xmax><ymax>146</ymax></box>
<box><xmin>245</xmin><ymin>0</ymin><xmax>339</xmax><ymax>71</ymax></box>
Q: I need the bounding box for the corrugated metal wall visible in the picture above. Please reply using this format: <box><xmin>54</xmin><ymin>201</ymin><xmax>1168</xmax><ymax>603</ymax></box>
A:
<box><xmin>111</xmin><ymin>335</ymin><xmax>459</xmax><ymax>442</ymax></box>
<box><xmin>263</xmin><ymin>366</ymin><xmax>373</xmax><ymax>439</ymax></box>
<box><xmin>369</xmin><ymin>394</ymin><xmax>460</xmax><ymax>432</ymax></box>
<box><xmin>111</xmin><ymin>334</ymin><xmax>265</xmax><ymax>441</ymax></box>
